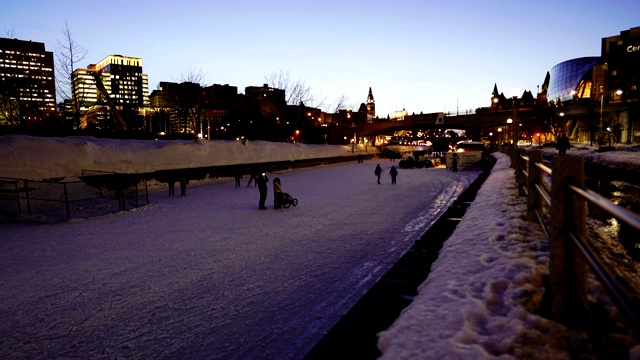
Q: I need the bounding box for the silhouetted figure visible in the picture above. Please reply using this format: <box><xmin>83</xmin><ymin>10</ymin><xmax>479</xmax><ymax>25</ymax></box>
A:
<box><xmin>167</xmin><ymin>173</ymin><xmax>176</xmax><ymax>196</ymax></box>
<box><xmin>389</xmin><ymin>166</ymin><xmax>398</xmax><ymax>184</ymax></box>
<box><xmin>179</xmin><ymin>177</ymin><xmax>188</xmax><ymax>196</ymax></box>
<box><xmin>256</xmin><ymin>173</ymin><xmax>269</xmax><ymax>210</ymax></box>
<box><xmin>451</xmin><ymin>158</ymin><xmax>458</xmax><ymax>172</ymax></box>
<box><xmin>273</xmin><ymin>177</ymin><xmax>284</xmax><ymax>209</ymax></box>
<box><xmin>557</xmin><ymin>134</ymin><xmax>570</xmax><ymax>156</ymax></box>
<box><xmin>375</xmin><ymin>164</ymin><xmax>382</xmax><ymax>184</ymax></box>
<box><xmin>234</xmin><ymin>170</ymin><xmax>242</xmax><ymax>188</ymax></box>
<box><xmin>357</xmin><ymin>154</ymin><xmax>364</xmax><ymax>163</ymax></box>
<box><xmin>247</xmin><ymin>168</ymin><xmax>258</xmax><ymax>187</ymax></box>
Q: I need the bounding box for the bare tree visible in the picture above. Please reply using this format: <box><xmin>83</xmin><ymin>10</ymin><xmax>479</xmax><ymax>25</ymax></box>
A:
<box><xmin>3</xmin><ymin>25</ymin><xmax>16</xmax><ymax>38</ymax></box>
<box><xmin>55</xmin><ymin>22</ymin><xmax>88</xmax><ymax>129</ymax></box>
<box><xmin>328</xmin><ymin>95</ymin><xmax>352</xmax><ymax>114</ymax></box>
<box><xmin>173</xmin><ymin>66</ymin><xmax>208</xmax><ymax>136</ymax></box>
<box><xmin>264</xmin><ymin>69</ymin><xmax>318</xmax><ymax>107</ymax></box>
<box><xmin>0</xmin><ymin>92</ymin><xmax>20</xmax><ymax>126</ymax></box>
<box><xmin>176</xmin><ymin>66</ymin><xmax>208</xmax><ymax>85</ymax></box>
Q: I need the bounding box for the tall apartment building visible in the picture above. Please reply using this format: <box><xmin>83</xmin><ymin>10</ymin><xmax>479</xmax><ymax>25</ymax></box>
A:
<box><xmin>73</xmin><ymin>55</ymin><xmax>149</xmax><ymax>107</ymax></box>
<box><xmin>0</xmin><ymin>37</ymin><xmax>56</xmax><ymax>126</ymax></box>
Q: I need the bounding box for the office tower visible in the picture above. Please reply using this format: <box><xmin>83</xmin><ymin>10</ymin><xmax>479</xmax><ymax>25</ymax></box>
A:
<box><xmin>72</xmin><ymin>54</ymin><xmax>149</xmax><ymax>129</ymax></box>
<box><xmin>0</xmin><ymin>37</ymin><xmax>56</xmax><ymax>126</ymax></box>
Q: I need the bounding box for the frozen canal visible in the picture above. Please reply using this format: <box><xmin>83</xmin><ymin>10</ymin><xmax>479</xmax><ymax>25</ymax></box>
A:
<box><xmin>1</xmin><ymin>160</ymin><xmax>482</xmax><ymax>359</ymax></box>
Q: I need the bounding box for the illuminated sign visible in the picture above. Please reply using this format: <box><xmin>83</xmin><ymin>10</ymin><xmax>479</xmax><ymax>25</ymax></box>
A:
<box><xmin>627</xmin><ymin>45</ymin><xmax>640</xmax><ymax>53</ymax></box>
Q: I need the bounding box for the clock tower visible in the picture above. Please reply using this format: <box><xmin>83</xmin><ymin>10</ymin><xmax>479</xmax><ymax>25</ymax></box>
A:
<box><xmin>366</xmin><ymin>86</ymin><xmax>375</xmax><ymax>117</ymax></box>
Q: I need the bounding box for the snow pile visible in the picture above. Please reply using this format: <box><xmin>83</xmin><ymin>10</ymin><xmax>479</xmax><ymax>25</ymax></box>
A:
<box><xmin>0</xmin><ymin>135</ymin><xmax>376</xmax><ymax>180</ymax></box>
<box><xmin>540</xmin><ymin>143</ymin><xmax>640</xmax><ymax>170</ymax></box>
<box><xmin>377</xmin><ymin>152</ymin><xmax>591</xmax><ymax>359</ymax></box>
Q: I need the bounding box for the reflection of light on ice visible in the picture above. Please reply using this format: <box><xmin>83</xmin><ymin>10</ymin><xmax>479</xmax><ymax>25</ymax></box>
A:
<box><xmin>402</xmin><ymin>176</ymin><xmax>465</xmax><ymax>234</ymax></box>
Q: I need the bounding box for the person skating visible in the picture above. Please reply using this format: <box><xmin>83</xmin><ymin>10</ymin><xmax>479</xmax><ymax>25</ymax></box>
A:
<box><xmin>247</xmin><ymin>168</ymin><xmax>258</xmax><ymax>187</ymax></box>
<box><xmin>167</xmin><ymin>172</ymin><xmax>176</xmax><ymax>196</ymax></box>
<box><xmin>179</xmin><ymin>177</ymin><xmax>188</xmax><ymax>195</ymax></box>
<box><xmin>389</xmin><ymin>166</ymin><xmax>398</xmax><ymax>184</ymax></box>
<box><xmin>256</xmin><ymin>173</ymin><xmax>269</xmax><ymax>210</ymax></box>
<box><xmin>374</xmin><ymin>164</ymin><xmax>382</xmax><ymax>184</ymax></box>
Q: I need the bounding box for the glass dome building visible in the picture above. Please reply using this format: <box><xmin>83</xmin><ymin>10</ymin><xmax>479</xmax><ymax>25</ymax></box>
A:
<box><xmin>547</xmin><ymin>57</ymin><xmax>601</xmax><ymax>104</ymax></box>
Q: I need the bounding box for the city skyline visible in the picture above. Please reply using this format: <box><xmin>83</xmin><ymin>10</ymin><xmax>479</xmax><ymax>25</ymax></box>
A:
<box><xmin>2</xmin><ymin>0</ymin><xmax>639</xmax><ymax>117</ymax></box>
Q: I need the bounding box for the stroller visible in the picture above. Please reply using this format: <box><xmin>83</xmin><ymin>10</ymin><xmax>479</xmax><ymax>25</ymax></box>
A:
<box><xmin>276</xmin><ymin>192</ymin><xmax>298</xmax><ymax>208</ymax></box>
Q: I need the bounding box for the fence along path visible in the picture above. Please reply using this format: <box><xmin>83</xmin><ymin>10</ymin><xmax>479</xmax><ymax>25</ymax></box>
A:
<box><xmin>514</xmin><ymin>149</ymin><xmax>640</xmax><ymax>357</ymax></box>
<box><xmin>0</xmin><ymin>173</ymin><xmax>148</xmax><ymax>222</ymax></box>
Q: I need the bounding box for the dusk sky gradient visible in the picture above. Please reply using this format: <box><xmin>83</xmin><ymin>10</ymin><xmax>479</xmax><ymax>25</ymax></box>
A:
<box><xmin>3</xmin><ymin>1</ymin><xmax>639</xmax><ymax>117</ymax></box>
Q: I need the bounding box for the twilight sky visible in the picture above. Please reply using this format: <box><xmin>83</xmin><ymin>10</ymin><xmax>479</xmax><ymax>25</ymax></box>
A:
<box><xmin>2</xmin><ymin>0</ymin><xmax>639</xmax><ymax>117</ymax></box>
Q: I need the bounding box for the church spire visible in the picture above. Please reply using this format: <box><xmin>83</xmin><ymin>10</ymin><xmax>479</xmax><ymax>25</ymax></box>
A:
<box><xmin>367</xmin><ymin>86</ymin><xmax>375</xmax><ymax>104</ymax></box>
<box><xmin>366</xmin><ymin>86</ymin><xmax>375</xmax><ymax>117</ymax></box>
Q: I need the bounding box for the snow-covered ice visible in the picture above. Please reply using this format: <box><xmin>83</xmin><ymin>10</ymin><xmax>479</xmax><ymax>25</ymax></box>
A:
<box><xmin>0</xmin><ymin>135</ymin><xmax>481</xmax><ymax>359</ymax></box>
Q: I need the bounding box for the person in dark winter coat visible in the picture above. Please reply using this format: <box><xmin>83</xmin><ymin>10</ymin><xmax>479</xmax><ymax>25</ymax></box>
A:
<box><xmin>234</xmin><ymin>170</ymin><xmax>242</xmax><ymax>188</ymax></box>
<box><xmin>179</xmin><ymin>177</ymin><xmax>188</xmax><ymax>196</ymax></box>
<box><xmin>451</xmin><ymin>157</ymin><xmax>458</xmax><ymax>172</ymax></box>
<box><xmin>374</xmin><ymin>164</ymin><xmax>382</xmax><ymax>184</ymax></box>
<box><xmin>273</xmin><ymin>177</ymin><xmax>284</xmax><ymax>209</ymax></box>
<box><xmin>167</xmin><ymin>173</ymin><xmax>176</xmax><ymax>196</ymax></box>
<box><xmin>389</xmin><ymin>166</ymin><xmax>398</xmax><ymax>184</ymax></box>
<box><xmin>256</xmin><ymin>173</ymin><xmax>269</xmax><ymax>210</ymax></box>
<box><xmin>557</xmin><ymin>134</ymin><xmax>570</xmax><ymax>156</ymax></box>
<box><xmin>247</xmin><ymin>168</ymin><xmax>258</xmax><ymax>187</ymax></box>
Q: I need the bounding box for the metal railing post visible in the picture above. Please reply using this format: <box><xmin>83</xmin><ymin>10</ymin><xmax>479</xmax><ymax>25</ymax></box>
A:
<box><xmin>550</xmin><ymin>156</ymin><xmax>587</xmax><ymax>324</ymax></box>
<box><xmin>63</xmin><ymin>182</ymin><xmax>71</xmax><ymax>220</ymax></box>
<box><xmin>527</xmin><ymin>150</ymin><xmax>543</xmax><ymax>222</ymax></box>
<box><xmin>23</xmin><ymin>179</ymin><xmax>31</xmax><ymax>214</ymax></box>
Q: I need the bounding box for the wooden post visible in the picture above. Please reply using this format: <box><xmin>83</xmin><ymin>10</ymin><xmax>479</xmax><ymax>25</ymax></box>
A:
<box><xmin>550</xmin><ymin>156</ymin><xmax>587</xmax><ymax>324</ymax></box>
<box><xmin>527</xmin><ymin>150</ymin><xmax>543</xmax><ymax>222</ymax></box>
<box><xmin>516</xmin><ymin>148</ymin><xmax>527</xmax><ymax>196</ymax></box>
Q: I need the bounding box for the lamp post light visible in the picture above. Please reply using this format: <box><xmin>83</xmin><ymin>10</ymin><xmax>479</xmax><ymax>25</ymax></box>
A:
<box><xmin>600</xmin><ymin>89</ymin><xmax>623</xmax><ymax>124</ymax></box>
<box><xmin>600</xmin><ymin>89</ymin><xmax>622</xmax><ymax>146</ymax></box>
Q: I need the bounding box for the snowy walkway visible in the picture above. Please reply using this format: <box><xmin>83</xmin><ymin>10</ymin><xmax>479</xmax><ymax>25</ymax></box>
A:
<box><xmin>0</xmin><ymin>160</ymin><xmax>482</xmax><ymax>359</ymax></box>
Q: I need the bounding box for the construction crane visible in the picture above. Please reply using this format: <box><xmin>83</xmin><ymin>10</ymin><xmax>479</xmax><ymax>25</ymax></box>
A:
<box><xmin>91</xmin><ymin>70</ymin><xmax>128</xmax><ymax>131</ymax></box>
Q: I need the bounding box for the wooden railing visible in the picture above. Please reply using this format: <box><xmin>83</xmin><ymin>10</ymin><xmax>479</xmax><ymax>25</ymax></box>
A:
<box><xmin>513</xmin><ymin>150</ymin><xmax>640</xmax><ymax>343</ymax></box>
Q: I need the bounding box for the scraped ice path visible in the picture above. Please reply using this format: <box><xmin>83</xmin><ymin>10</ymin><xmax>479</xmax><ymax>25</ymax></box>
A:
<box><xmin>0</xmin><ymin>159</ymin><xmax>482</xmax><ymax>359</ymax></box>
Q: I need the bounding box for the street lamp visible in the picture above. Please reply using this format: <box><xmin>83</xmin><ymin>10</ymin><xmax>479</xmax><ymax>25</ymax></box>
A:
<box><xmin>600</xmin><ymin>89</ymin><xmax>623</xmax><ymax>145</ymax></box>
<box><xmin>600</xmin><ymin>89</ymin><xmax>623</xmax><ymax>122</ymax></box>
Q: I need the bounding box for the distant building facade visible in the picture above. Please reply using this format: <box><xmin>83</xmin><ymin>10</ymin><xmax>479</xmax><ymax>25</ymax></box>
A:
<box><xmin>546</xmin><ymin>26</ymin><xmax>640</xmax><ymax>143</ymax></box>
<box><xmin>73</xmin><ymin>55</ymin><xmax>149</xmax><ymax>108</ymax></box>
<box><xmin>547</xmin><ymin>57</ymin><xmax>602</xmax><ymax>104</ymax></box>
<box><xmin>71</xmin><ymin>54</ymin><xmax>149</xmax><ymax>129</ymax></box>
<box><xmin>0</xmin><ymin>37</ymin><xmax>56</xmax><ymax>126</ymax></box>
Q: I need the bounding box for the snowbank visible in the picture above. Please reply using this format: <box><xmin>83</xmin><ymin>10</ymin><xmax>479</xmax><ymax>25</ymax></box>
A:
<box><xmin>0</xmin><ymin>135</ymin><xmax>377</xmax><ymax>180</ymax></box>
<box><xmin>377</xmin><ymin>152</ymin><xmax>591</xmax><ymax>359</ymax></box>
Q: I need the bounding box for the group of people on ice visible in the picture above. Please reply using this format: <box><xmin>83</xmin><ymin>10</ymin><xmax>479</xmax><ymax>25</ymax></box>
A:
<box><xmin>248</xmin><ymin>171</ymin><xmax>297</xmax><ymax>210</ymax></box>
<box><xmin>374</xmin><ymin>164</ymin><xmax>398</xmax><ymax>184</ymax></box>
